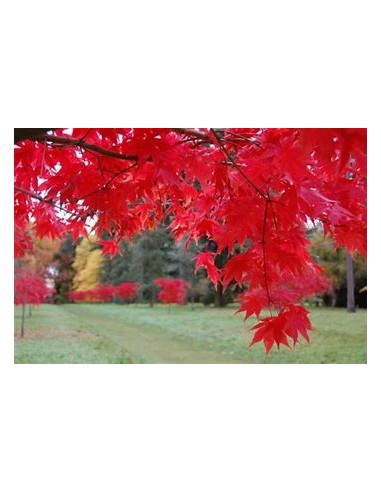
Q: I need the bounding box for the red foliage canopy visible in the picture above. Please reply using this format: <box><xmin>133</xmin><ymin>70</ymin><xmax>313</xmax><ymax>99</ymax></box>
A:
<box><xmin>14</xmin><ymin>128</ymin><xmax>367</xmax><ymax>351</ymax></box>
<box><xmin>14</xmin><ymin>268</ymin><xmax>52</xmax><ymax>305</ymax></box>
<box><xmin>154</xmin><ymin>278</ymin><xmax>190</xmax><ymax>305</ymax></box>
<box><xmin>113</xmin><ymin>282</ymin><xmax>141</xmax><ymax>301</ymax></box>
<box><xmin>69</xmin><ymin>282</ymin><xmax>141</xmax><ymax>303</ymax></box>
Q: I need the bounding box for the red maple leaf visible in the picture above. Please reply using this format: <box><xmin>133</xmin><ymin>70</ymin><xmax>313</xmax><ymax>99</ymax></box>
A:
<box><xmin>195</xmin><ymin>251</ymin><xmax>220</xmax><ymax>289</ymax></box>
<box><xmin>249</xmin><ymin>304</ymin><xmax>313</xmax><ymax>353</ymax></box>
<box><xmin>99</xmin><ymin>240</ymin><xmax>121</xmax><ymax>258</ymax></box>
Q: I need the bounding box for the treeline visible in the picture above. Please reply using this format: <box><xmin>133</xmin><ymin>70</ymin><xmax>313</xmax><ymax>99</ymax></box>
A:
<box><xmin>308</xmin><ymin>228</ymin><xmax>367</xmax><ymax>308</ymax></box>
<box><xmin>53</xmin><ymin>226</ymin><xmax>236</xmax><ymax>306</ymax></box>
<box><xmin>50</xmin><ymin>226</ymin><xmax>367</xmax><ymax>308</ymax></box>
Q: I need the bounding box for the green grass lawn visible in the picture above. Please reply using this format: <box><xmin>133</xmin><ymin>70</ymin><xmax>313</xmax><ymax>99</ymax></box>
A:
<box><xmin>14</xmin><ymin>303</ymin><xmax>367</xmax><ymax>364</ymax></box>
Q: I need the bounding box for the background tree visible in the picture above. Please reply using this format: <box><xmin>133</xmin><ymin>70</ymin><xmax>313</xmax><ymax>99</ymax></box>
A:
<box><xmin>53</xmin><ymin>233</ymin><xmax>76</xmax><ymax>303</ymax></box>
<box><xmin>72</xmin><ymin>237</ymin><xmax>103</xmax><ymax>292</ymax></box>
<box><xmin>100</xmin><ymin>240</ymin><xmax>134</xmax><ymax>285</ymax></box>
<box><xmin>113</xmin><ymin>282</ymin><xmax>141</xmax><ymax>303</ymax></box>
<box><xmin>14</xmin><ymin>265</ymin><xmax>52</xmax><ymax>337</ymax></box>
<box><xmin>128</xmin><ymin>226</ymin><xmax>174</xmax><ymax>306</ymax></box>
<box><xmin>154</xmin><ymin>278</ymin><xmax>190</xmax><ymax>309</ymax></box>
<box><xmin>309</xmin><ymin>228</ymin><xmax>367</xmax><ymax>308</ymax></box>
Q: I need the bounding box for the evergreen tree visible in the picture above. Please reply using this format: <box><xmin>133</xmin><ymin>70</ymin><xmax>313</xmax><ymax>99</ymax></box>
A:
<box><xmin>53</xmin><ymin>233</ymin><xmax>76</xmax><ymax>303</ymax></box>
<box><xmin>100</xmin><ymin>240</ymin><xmax>133</xmax><ymax>285</ymax></box>
<box><xmin>129</xmin><ymin>225</ymin><xmax>174</xmax><ymax>305</ymax></box>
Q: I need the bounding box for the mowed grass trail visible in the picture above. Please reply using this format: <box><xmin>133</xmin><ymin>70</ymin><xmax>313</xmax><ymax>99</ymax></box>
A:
<box><xmin>14</xmin><ymin>304</ymin><xmax>367</xmax><ymax>364</ymax></box>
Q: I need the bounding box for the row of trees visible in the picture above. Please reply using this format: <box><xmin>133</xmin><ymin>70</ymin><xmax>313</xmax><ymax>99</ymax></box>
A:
<box><xmin>53</xmin><ymin>227</ymin><xmax>236</xmax><ymax>307</ymax></box>
<box><xmin>50</xmin><ymin>226</ymin><xmax>367</xmax><ymax>309</ymax></box>
<box><xmin>69</xmin><ymin>282</ymin><xmax>140</xmax><ymax>303</ymax></box>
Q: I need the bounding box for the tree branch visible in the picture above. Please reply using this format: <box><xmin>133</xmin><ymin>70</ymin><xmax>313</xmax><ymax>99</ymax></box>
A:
<box><xmin>14</xmin><ymin>129</ymin><xmax>54</xmax><ymax>143</ymax></box>
<box><xmin>171</xmin><ymin>128</ymin><xmax>209</xmax><ymax>140</ymax></box>
<box><xmin>79</xmin><ymin>161</ymin><xmax>140</xmax><ymax>200</ymax></box>
<box><xmin>35</xmin><ymin>135</ymin><xmax>139</xmax><ymax>162</ymax></box>
<box><xmin>14</xmin><ymin>185</ymin><xmax>89</xmax><ymax>220</ymax></box>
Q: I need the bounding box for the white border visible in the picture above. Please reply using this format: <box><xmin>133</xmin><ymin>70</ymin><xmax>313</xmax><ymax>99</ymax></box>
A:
<box><xmin>1</xmin><ymin>1</ymin><xmax>378</xmax><ymax>491</ymax></box>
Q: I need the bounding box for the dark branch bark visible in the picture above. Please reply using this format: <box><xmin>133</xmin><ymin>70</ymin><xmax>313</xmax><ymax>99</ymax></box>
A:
<box><xmin>34</xmin><ymin>135</ymin><xmax>139</xmax><ymax>161</ymax></box>
<box><xmin>14</xmin><ymin>128</ymin><xmax>54</xmax><ymax>143</ymax></box>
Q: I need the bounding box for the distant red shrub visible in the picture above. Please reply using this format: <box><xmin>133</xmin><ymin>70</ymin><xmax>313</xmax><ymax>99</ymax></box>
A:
<box><xmin>154</xmin><ymin>278</ymin><xmax>190</xmax><ymax>305</ymax></box>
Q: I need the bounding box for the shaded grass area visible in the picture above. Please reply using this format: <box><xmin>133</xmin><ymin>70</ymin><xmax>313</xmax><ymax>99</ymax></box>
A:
<box><xmin>14</xmin><ymin>304</ymin><xmax>367</xmax><ymax>364</ymax></box>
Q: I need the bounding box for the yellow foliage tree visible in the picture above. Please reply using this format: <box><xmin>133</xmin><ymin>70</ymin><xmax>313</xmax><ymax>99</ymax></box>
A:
<box><xmin>18</xmin><ymin>231</ymin><xmax>60</xmax><ymax>275</ymax></box>
<box><xmin>72</xmin><ymin>237</ymin><xmax>104</xmax><ymax>291</ymax></box>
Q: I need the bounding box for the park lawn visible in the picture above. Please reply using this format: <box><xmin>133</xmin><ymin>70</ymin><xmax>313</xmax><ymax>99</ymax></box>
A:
<box><xmin>14</xmin><ymin>303</ymin><xmax>367</xmax><ymax>364</ymax></box>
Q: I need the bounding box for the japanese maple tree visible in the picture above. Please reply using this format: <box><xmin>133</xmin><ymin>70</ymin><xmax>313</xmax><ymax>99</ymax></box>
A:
<box><xmin>14</xmin><ymin>266</ymin><xmax>53</xmax><ymax>337</ymax></box>
<box><xmin>14</xmin><ymin>128</ymin><xmax>367</xmax><ymax>352</ymax></box>
<box><xmin>113</xmin><ymin>282</ymin><xmax>141</xmax><ymax>302</ymax></box>
<box><xmin>69</xmin><ymin>282</ymin><xmax>140</xmax><ymax>303</ymax></box>
<box><xmin>154</xmin><ymin>278</ymin><xmax>190</xmax><ymax>305</ymax></box>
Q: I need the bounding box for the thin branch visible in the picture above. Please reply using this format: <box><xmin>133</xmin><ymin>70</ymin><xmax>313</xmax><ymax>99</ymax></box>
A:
<box><xmin>171</xmin><ymin>128</ymin><xmax>209</xmax><ymax>140</ymax></box>
<box><xmin>268</xmin><ymin>194</ymin><xmax>279</xmax><ymax>231</ymax></box>
<box><xmin>35</xmin><ymin>135</ymin><xmax>139</xmax><ymax>161</ymax></box>
<box><xmin>14</xmin><ymin>185</ymin><xmax>88</xmax><ymax>220</ymax></box>
<box><xmin>78</xmin><ymin>161</ymin><xmax>140</xmax><ymax>201</ymax></box>
<box><xmin>224</xmin><ymin>130</ymin><xmax>262</xmax><ymax>148</ymax></box>
<box><xmin>210</xmin><ymin>128</ymin><xmax>267</xmax><ymax>200</ymax></box>
<box><xmin>80</xmin><ymin>129</ymin><xmax>93</xmax><ymax>141</ymax></box>
<box><xmin>261</xmin><ymin>200</ymin><xmax>273</xmax><ymax>311</ymax></box>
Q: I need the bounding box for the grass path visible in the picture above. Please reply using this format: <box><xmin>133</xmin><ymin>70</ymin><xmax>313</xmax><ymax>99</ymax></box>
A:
<box><xmin>14</xmin><ymin>304</ymin><xmax>367</xmax><ymax>364</ymax></box>
<box><xmin>62</xmin><ymin>304</ymin><xmax>253</xmax><ymax>363</ymax></box>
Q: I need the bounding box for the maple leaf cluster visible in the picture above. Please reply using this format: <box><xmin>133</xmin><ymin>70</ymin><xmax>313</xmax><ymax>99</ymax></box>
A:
<box><xmin>154</xmin><ymin>278</ymin><xmax>190</xmax><ymax>305</ymax></box>
<box><xmin>14</xmin><ymin>128</ymin><xmax>366</xmax><ymax>351</ymax></box>
<box><xmin>69</xmin><ymin>282</ymin><xmax>140</xmax><ymax>303</ymax></box>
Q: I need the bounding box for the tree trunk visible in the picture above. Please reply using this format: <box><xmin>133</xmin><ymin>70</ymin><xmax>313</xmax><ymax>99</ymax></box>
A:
<box><xmin>29</xmin><ymin>304</ymin><xmax>32</xmax><ymax>317</ymax></box>
<box><xmin>346</xmin><ymin>250</ymin><xmax>356</xmax><ymax>312</ymax></box>
<box><xmin>214</xmin><ymin>283</ymin><xmax>224</xmax><ymax>307</ymax></box>
<box><xmin>21</xmin><ymin>303</ymin><xmax>26</xmax><ymax>337</ymax></box>
<box><xmin>149</xmin><ymin>285</ymin><xmax>155</xmax><ymax>307</ymax></box>
<box><xmin>331</xmin><ymin>292</ymin><xmax>337</xmax><ymax>308</ymax></box>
